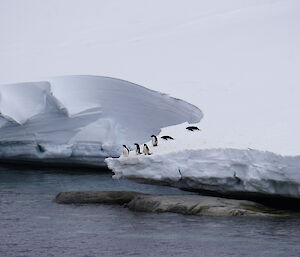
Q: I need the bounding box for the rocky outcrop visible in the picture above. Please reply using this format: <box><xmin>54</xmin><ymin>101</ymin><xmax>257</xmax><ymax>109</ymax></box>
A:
<box><xmin>55</xmin><ymin>190</ymin><xmax>291</xmax><ymax>217</ymax></box>
<box><xmin>126</xmin><ymin>194</ymin><xmax>285</xmax><ymax>217</ymax></box>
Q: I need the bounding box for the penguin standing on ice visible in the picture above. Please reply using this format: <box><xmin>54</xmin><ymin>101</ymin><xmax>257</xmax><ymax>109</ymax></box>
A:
<box><xmin>134</xmin><ymin>143</ymin><xmax>142</xmax><ymax>155</ymax></box>
<box><xmin>151</xmin><ymin>135</ymin><xmax>158</xmax><ymax>146</ymax></box>
<box><xmin>122</xmin><ymin>145</ymin><xmax>130</xmax><ymax>157</ymax></box>
<box><xmin>143</xmin><ymin>144</ymin><xmax>151</xmax><ymax>155</ymax></box>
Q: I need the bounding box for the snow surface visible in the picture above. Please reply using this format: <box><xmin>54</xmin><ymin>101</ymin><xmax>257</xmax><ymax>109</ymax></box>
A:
<box><xmin>106</xmin><ymin>123</ymin><xmax>300</xmax><ymax>199</ymax></box>
<box><xmin>0</xmin><ymin>76</ymin><xmax>201</xmax><ymax>166</ymax></box>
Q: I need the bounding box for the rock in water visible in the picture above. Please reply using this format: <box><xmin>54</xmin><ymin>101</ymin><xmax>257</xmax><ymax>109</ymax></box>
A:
<box><xmin>126</xmin><ymin>194</ymin><xmax>279</xmax><ymax>217</ymax></box>
<box><xmin>55</xmin><ymin>190</ymin><xmax>144</xmax><ymax>204</ymax></box>
<box><xmin>54</xmin><ymin>190</ymin><xmax>290</xmax><ymax>217</ymax></box>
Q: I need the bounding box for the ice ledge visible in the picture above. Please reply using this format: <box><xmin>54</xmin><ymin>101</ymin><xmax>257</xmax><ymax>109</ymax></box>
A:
<box><xmin>106</xmin><ymin>148</ymin><xmax>300</xmax><ymax>200</ymax></box>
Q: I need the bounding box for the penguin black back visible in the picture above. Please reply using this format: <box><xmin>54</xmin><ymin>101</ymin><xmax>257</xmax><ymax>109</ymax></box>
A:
<box><xmin>134</xmin><ymin>143</ymin><xmax>141</xmax><ymax>154</ymax></box>
<box><xmin>161</xmin><ymin>136</ymin><xmax>174</xmax><ymax>140</ymax></box>
<box><xmin>143</xmin><ymin>143</ymin><xmax>151</xmax><ymax>155</ymax></box>
<box><xmin>186</xmin><ymin>126</ymin><xmax>200</xmax><ymax>131</ymax></box>
<box><xmin>122</xmin><ymin>144</ymin><xmax>130</xmax><ymax>157</ymax></box>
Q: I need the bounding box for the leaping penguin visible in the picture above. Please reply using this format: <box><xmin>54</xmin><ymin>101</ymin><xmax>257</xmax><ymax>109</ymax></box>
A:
<box><xmin>161</xmin><ymin>135</ymin><xmax>174</xmax><ymax>140</ymax></box>
<box><xmin>143</xmin><ymin>144</ymin><xmax>151</xmax><ymax>155</ymax></box>
<box><xmin>151</xmin><ymin>135</ymin><xmax>158</xmax><ymax>146</ymax></box>
<box><xmin>186</xmin><ymin>126</ymin><xmax>200</xmax><ymax>131</ymax></box>
<box><xmin>122</xmin><ymin>145</ymin><xmax>130</xmax><ymax>157</ymax></box>
<box><xmin>134</xmin><ymin>143</ymin><xmax>142</xmax><ymax>155</ymax></box>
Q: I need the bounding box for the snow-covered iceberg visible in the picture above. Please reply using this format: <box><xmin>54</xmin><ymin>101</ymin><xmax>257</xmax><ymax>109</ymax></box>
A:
<box><xmin>0</xmin><ymin>76</ymin><xmax>202</xmax><ymax>166</ymax></box>
<box><xmin>106</xmin><ymin>123</ymin><xmax>300</xmax><ymax>200</ymax></box>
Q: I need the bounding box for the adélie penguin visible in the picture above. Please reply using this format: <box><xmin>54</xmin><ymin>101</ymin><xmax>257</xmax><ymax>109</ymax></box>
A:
<box><xmin>143</xmin><ymin>144</ymin><xmax>151</xmax><ymax>155</ymax></box>
<box><xmin>161</xmin><ymin>136</ymin><xmax>174</xmax><ymax>140</ymax></box>
<box><xmin>151</xmin><ymin>135</ymin><xmax>158</xmax><ymax>146</ymax></box>
<box><xmin>186</xmin><ymin>126</ymin><xmax>200</xmax><ymax>131</ymax></box>
<box><xmin>134</xmin><ymin>143</ymin><xmax>142</xmax><ymax>155</ymax></box>
<box><xmin>122</xmin><ymin>145</ymin><xmax>130</xmax><ymax>157</ymax></box>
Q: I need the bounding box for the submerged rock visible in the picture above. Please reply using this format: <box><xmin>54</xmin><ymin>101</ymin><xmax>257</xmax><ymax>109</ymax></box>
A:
<box><xmin>55</xmin><ymin>190</ymin><xmax>143</xmax><ymax>204</ymax></box>
<box><xmin>55</xmin><ymin>190</ymin><xmax>291</xmax><ymax>217</ymax></box>
<box><xmin>126</xmin><ymin>194</ymin><xmax>285</xmax><ymax>217</ymax></box>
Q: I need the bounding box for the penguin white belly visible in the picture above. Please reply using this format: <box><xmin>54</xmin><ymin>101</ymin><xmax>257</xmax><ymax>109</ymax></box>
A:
<box><xmin>142</xmin><ymin>147</ymin><xmax>147</xmax><ymax>155</ymax></box>
<box><xmin>143</xmin><ymin>144</ymin><xmax>151</xmax><ymax>155</ymax></box>
<box><xmin>152</xmin><ymin>137</ymin><xmax>158</xmax><ymax>146</ymax></box>
<box><xmin>123</xmin><ymin>148</ymin><xmax>129</xmax><ymax>157</ymax></box>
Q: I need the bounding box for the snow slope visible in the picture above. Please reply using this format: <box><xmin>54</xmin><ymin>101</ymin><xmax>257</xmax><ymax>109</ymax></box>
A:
<box><xmin>0</xmin><ymin>0</ymin><xmax>299</xmax><ymax>156</ymax></box>
<box><xmin>0</xmin><ymin>76</ymin><xmax>202</xmax><ymax>166</ymax></box>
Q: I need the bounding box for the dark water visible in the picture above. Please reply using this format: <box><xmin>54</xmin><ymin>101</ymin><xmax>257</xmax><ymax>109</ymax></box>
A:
<box><xmin>1</xmin><ymin>167</ymin><xmax>300</xmax><ymax>257</ymax></box>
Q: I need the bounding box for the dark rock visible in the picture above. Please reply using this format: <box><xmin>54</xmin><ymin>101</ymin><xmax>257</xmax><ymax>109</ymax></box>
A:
<box><xmin>55</xmin><ymin>190</ymin><xmax>144</xmax><ymax>204</ymax></box>
<box><xmin>55</xmin><ymin>190</ymin><xmax>294</xmax><ymax>217</ymax></box>
<box><xmin>126</xmin><ymin>194</ymin><xmax>290</xmax><ymax>217</ymax></box>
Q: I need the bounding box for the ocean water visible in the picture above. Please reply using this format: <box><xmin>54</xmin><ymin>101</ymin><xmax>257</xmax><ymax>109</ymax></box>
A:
<box><xmin>1</xmin><ymin>166</ymin><xmax>300</xmax><ymax>257</ymax></box>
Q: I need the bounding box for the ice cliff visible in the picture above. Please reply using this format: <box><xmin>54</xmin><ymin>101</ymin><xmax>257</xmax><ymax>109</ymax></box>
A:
<box><xmin>0</xmin><ymin>76</ymin><xmax>202</xmax><ymax>166</ymax></box>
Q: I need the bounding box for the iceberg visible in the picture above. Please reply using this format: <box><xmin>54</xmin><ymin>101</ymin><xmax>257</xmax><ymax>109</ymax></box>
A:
<box><xmin>1</xmin><ymin>0</ymin><xmax>300</xmax><ymax>200</ymax></box>
<box><xmin>106</xmin><ymin>123</ymin><xmax>300</xmax><ymax>200</ymax></box>
<box><xmin>0</xmin><ymin>76</ymin><xmax>202</xmax><ymax>167</ymax></box>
